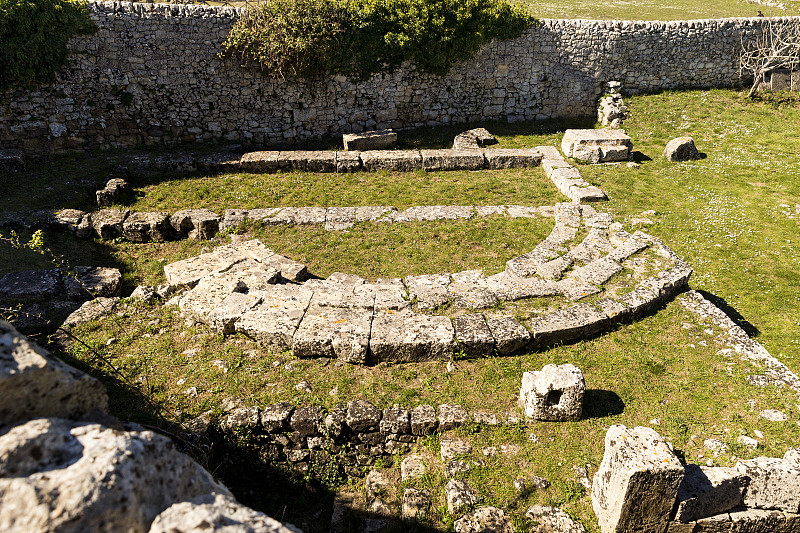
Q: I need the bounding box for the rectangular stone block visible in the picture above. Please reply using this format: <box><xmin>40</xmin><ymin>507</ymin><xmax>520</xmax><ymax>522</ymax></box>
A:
<box><xmin>293</xmin><ymin>306</ymin><xmax>373</xmax><ymax>364</ymax></box>
<box><xmin>405</xmin><ymin>274</ymin><xmax>451</xmax><ymax>310</ymax></box>
<box><xmin>568</xmin><ymin>185</ymin><xmax>608</xmax><ymax>202</ymax></box>
<box><xmin>177</xmin><ymin>273</ymin><xmax>247</xmax><ymax>324</ymax></box>
<box><xmin>535</xmin><ymin>146</ymin><xmax>561</xmax><ymax>159</ymax></box>
<box><xmin>562</xmin><ymin>129</ymin><xmax>633</xmax><ymax>163</ymax></box>
<box><xmin>484</xmin><ymin>271</ymin><xmax>558</xmax><ymax>301</ymax></box>
<box><xmin>675</xmin><ymin>465</ymin><xmax>748</xmax><ymax>523</ymax></box>
<box><xmin>483</xmin><ymin>148</ymin><xmax>542</xmax><ymax>169</ymax></box>
<box><xmin>279</xmin><ymin>150</ymin><xmax>337</xmax><ymax>173</ymax></box>
<box><xmin>306</xmin><ymin>279</ymin><xmax>375</xmax><ymax>309</ymax></box>
<box><xmin>736</xmin><ymin>457</ymin><xmax>800</xmax><ymax>512</ymax></box>
<box><xmin>369</xmin><ymin>312</ymin><xmax>455</xmax><ymax>362</ymax></box>
<box><xmin>360</xmin><ymin>150</ymin><xmax>422</xmax><ymax>172</ymax></box>
<box><xmin>486</xmin><ymin>316</ymin><xmax>531</xmax><ymax>355</ymax></box>
<box><xmin>235</xmin><ymin>285</ymin><xmax>313</xmax><ymax>353</ymax></box>
<box><xmin>568</xmin><ymin>256</ymin><xmax>623</xmax><ymax>285</ymax></box>
<box><xmin>420</xmin><ymin>149</ymin><xmax>485</xmax><ymax>171</ymax></box>
<box><xmin>343</xmin><ymin>129</ymin><xmax>397</xmax><ymax>151</ymax></box>
<box><xmin>163</xmin><ymin>247</ymin><xmax>247</xmax><ymax>289</ymax></box>
<box><xmin>325</xmin><ymin>207</ymin><xmax>356</xmax><ymax>231</ymax></box>
<box><xmin>336</xmin><ymin>151</ymin><xmax>362</xmax><ymax>172</ymax></box>
<box><xmin>529</xmin><ymin>302</ymin><xmax>608</xmax><ymax>347</ymax></box>
<box><xmin>453</xmin><ymin>313</ymin><xmax>495</xmax><ymax>358</ymax></box>
<box><xmin>239</xmin><ymin>151</ymin><xmax>282</xmax><ymax>172</ymax></box>
<box><xmin>592</xmin><ymin>425</ymin><xmax>685</xmax><ymax>533</ymax></box>
<box><xmin>207</xmin><ymin>292</ymin><xmax>262</xmax><ymax>334</ymax></box>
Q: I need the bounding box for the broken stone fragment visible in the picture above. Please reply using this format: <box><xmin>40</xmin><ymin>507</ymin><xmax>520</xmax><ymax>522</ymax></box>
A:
<box><xmin>402</xmin><ymin>488</ymin><xmax>430</xmax><ymax>521</ymax></box>
<box><xmin>736</xmin><ymin>456</ymin><xmax>800</xmax><ymax>512</ymax></box>
<box><xmin>410</xmin><ymin>404</ymin><xmax>438</xmax><ymax>435</ymax></box>
<box><xmin>63</xmin><ymin>297</ymin><xmax>120</xmax><ymax>327</ymax></box>
<box><xmin>518</xmin><ymin>363</ymin><xmax>585</xmax><ymax>421</ymax></box>
<box><xmin>401</xmin><ymin>454</ymin><xmax>426</xmax><ymax>481</ymax></box>
<box><xmin>343</xmin><ymin>129</ymin><xmax>396</xmax><ymax>151</ymax></box>
<box><xmin>454</xmin><ymin>506</ymin><xmax>514</xmax><ymax>533</ymax></box>
<box><xmin>170</xmin><ymin>208</ymin><xmax>220</xmax><ymax>239</ymax></box>
<box><xmin>674</xmin><ymin>464</ymin><xmax>748</xmax><ymax>523</ymax></box>
<box><xmin>445</xmin><ymin>479</ymin><xmax>478</xmax><ymax>514</ymax></box>
<box><xmin>96</xmin><ymin>178</ymin><xmax>131</xmax><ymax>207</ymax></box>
<box><xmin>438</xmin><ymin>403</ymin><xmax>469</xmax><ymax>431</ymax></box>
<box><xmin>664</xmin><ymin>136</ymin><xmax>701</xmax><ymax>162</ymax></box>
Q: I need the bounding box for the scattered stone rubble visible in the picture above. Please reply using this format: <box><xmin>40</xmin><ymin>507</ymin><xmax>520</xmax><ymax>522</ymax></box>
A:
<box><xmin>0</xmin><ymin>320</ymin><xmax>299</xmax><ymax>533</ymax></box>
<box><xmin>163</xmin><ymin>205</ymin><xmax>691</xmax><ymax>363</ymax></box>
<box><xmin>597</xmin><ymin>81</ymin><xmax>628</xmax><ymax>128</ymax></box>
<box><xmin>561</xmin><ymin>129</ymin><xmax>633</xmax><ymax>164</ymax></box>
<box><xmin>592</xmin><ymin>424</ymin><xmax>800</xmax><ymax>533</ymax></box>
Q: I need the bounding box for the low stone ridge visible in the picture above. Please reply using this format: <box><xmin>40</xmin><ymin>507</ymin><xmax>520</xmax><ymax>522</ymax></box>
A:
<box><xmin>518</xmin><ymin>363</ymin><xmax>585</xmax><ymax>421</ymax></box>
<box><xmin>561</xmin><ymin>129</ymin><xmax>633</xmax><ymax>163</ymax></box>
<box><xmin>664</xmin><ymin>136</ymin><xmax>701</xmax><ymax>162</ymax></box>
<box><xmin>163</xmin><ymin>206</ymin><xmax>690</xmax><ymax>364</ymax></box>
<box><xmin>343</xmin><ymin>129</ymin><xmax>397</xmax><ymax>151</ymax></box>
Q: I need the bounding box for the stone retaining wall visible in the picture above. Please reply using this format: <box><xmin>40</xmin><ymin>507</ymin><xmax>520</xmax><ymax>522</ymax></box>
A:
<box><xmin>0</xmin><ymin>1</ymin><xmax>793</xmax><ymax>153</ymax></box>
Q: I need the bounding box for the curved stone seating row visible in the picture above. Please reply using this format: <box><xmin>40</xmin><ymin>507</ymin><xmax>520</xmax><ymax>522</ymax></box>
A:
<box><xmin>163</xmin><ymin>203</ymin><xmax>692</xmax><ymax>364</ymax></box>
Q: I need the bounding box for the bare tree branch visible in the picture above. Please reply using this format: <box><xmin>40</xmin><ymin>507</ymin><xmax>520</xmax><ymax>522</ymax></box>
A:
<box><xmin>740</xmin><ymin>19</ymin><xmax>800</xmax><ymax>97</ymax></box>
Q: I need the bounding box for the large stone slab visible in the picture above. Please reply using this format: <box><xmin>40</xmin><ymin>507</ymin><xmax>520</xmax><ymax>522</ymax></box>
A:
<box><xmin>280</xmin><ymin>151</ymin><xmax>337</xmax><ymax>173</ymax></box>
<box><xmin>177</xmin><ymin>272</ymin><xmax>248</xmax><ymax>325</ymax></box>
<box><xmin>239</xmin><ymin>151</ymin><xmax>282</xmax><ymax>173</ymax></box>
<box><xmin>453</xmin><ymin>314</ymin><xmax>495</xmax><ymax>358</ymax></box>
<box><xmin>360</xmin><ymin>150</ymin><xmax>422</xmax><ymax>172</ymax></box>
<box><xmin>369</xmin><ymin>312</ymin><xmax>454</xmax><ymax>362</ymax></box>
<box><xmin>420</xmin><ymin>149</ymin><xmax>485</xmax><ymax>171</ymax></box>
<box><xmin>483</xmin><ymin>148</ymin><xmax>542</xmax><ymax>169</ymax></box>
<box><xmin>292</xmin><ymin>306</ymin><xmax>373</xmax><ymax>364</ymax></box>
<box><xmin>518</xmin><ymin>363</ymin><xmax>585</xmax><ymax>421</ymax></box>
<box><xmin>486</xmin><ymin>316</ymin><xmax>531</xmax><ymax>355</ymax></box>
<box><xmin>64</xmin><ymin>266</ymin><xmax>122</xmax><ymax>300</ymax></box>
<box><xmin>405</xmin><ymin>274</ymin><xmax>451</xmax><ymax>309</ymax></box>
<box><xmin>528</xmin><ymin>303</ymin><xmax>609</xmax><ymax>348</ymax></box>
<box><xmin>336</xmin><ymin>151</ymin><xmax>362</xmax><ymax>172</ymax></box>
<box><xmin>484</xmin><ymin>271</ymin><xmax>558</xmax><ymax>301</ymax></box>
<box><xmin>122</xmin><ymin>211</ymin><xmax>173</xmax><ymax>242</ymax></box>
<box><xmin>325</xmin><ymin>207</ymin><xmax>356</xmax><ymax>231</ymax></box>
<box><xmin>736</xmin><ymin>457</ymin><xmax>800</xmax><ymax>512</ymax></box>
<box><xmin>207</xmin><ymin>292</ymin><xmax>262</xmax><ymax>334</ymax></box>
<box><xmin>91</xmin><ymin>208</ymin><xmax>129</xmax><ymax>239</ymax></box>
<box><xmin>0</xmin><ymin>418</ymin><xmax>231</xmax><ymax>532</ymax></box>
<box><xmin>343</xmin><ymin>130</ymin><xmax>397</xmax><ymax>151</ymax></box>
<box><xmin>235</xmin><ymin>286</ymin><xmax>313</xmax><ymax>353</ymax></box>
<box><xmin>562</xmin><ymin>129</ymin><xmax>633</xmax><ymax>163</ymax></box>
<box><xmin>674</xmin><ymin>464</ymin><xmax>748</xmax><ymax>523</ymax></box>
<box><xmin>592</xmin><ymin>425</ymin><xmax>684</xmax><ymax>533</ymax></box>
<box><xmin>0</xmin><ymin>321</ymin><xmax>108</xmax><ymax>426</ymax></box>
<box><xmin>170</xmin><ymin>209</ymin><xmax>220</xmax><ymax>240</ymax></box>
<box><xmin>568</xmin><ymin>256</ymin><xmax>623</xmax><ymax>285</ymax></box>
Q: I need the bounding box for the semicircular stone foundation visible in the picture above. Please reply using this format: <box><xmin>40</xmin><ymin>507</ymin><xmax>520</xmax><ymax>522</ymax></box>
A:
<box><xmin>164</xmin><ymin>202</ymin><xmax>692</xmax><ymax>364</ymax></box>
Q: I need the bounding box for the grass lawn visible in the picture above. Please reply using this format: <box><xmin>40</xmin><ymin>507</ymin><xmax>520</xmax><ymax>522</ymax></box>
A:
<box><xmin>3</xmin><ymin>88</ymin><xmax>800</xmax><ymax>531</ymax></box>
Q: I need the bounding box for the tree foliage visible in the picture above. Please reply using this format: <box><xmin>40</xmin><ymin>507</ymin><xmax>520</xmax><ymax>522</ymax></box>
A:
<box><xmin>222</xmin><ymin>0</ymin><xmax>536</xmax><ymax>79</ymax></box>
<box><xmin>0</xmin><ymin>0</ymin><xmax>95</xmax><ymax>91</ymax></box>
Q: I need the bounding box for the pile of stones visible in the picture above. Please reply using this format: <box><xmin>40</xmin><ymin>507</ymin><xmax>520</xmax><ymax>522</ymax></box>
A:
<box><xmin>162</xmin><ymin>202</ymin><xmax>692</xmax><ymax>364</ymax></box>
<box><xmin>597</xmin><ymin>81</ymin><xmax>629</xmax><ymax>128</ymax></box>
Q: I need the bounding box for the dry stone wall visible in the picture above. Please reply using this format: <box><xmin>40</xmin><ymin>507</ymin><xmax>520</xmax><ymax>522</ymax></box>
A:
<box><xmin>0</xmin><ymin>1</ymin><xmax>794</xmax><ymax>153</ymax></box>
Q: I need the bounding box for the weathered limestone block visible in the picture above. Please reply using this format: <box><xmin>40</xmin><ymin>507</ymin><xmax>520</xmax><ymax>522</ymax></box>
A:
<box><xmin>785</xmin><ymin>448</ymin><xmax>800</xmax><ymax>465</ymax></box>
<box><xmin>163</xmin><ymin>247</ymin><xmax>246</xmax><ymax>289</ymax></box>
<box><xmin>357</xmin><ymin>282</ymin><xmax>410</xmax><ymax>311</ymax></box>
<box><xmin>402</xmin><ymin>488</ymin><xmax>430</xmax><ymax>521</ymax></box>
<box><xmin>569</xmin><ymin>185</ymin><xmax>608</xmax><ymax>203</ymax></box>
<box><xmin>218</xmin><ymin>406</ymin><xmax>260</xmax><ymax>433</ymax></box>
<box><xmin>53</xmin><ymin>209</ymin><xmax>86</xmax><ymax>234</ymax></box>
<box><xmin>227</xmin><ymin>240</ymin><xmax>308</xmax><ymax>283</ymax></box>
<box><xmin>728</xmin><ymin>506</ymin><xmax>798</xmax><ymax>533</ymax></box>
<box><xmin>324</xmin><ymin>207</ymin><xmax>356</xmax><ymax>231</ymax></box>
<box><xmin>380</xmin><ymin>407</ymin><xmax>410</xmax><ymax>435</ymax></box>
<box><xmin>736</xmin><ymin>457</ymin><xmax>800</xmax><ymax>512</ymax></box>
<box><xmin>63</xmin><ymin>266</ymin><xmax>122</xmax><ymax>300</ymax></box>
<box><xmin>486</xmin><ymin>316</ymin><xmax>531</xmax><ymax>355</ymax></box>
<box><xmin>518</xmin><ymin>363</ymin><xmax>584</xmax><ymax>421</ymax></box>
<box><xmin>122</xmin><ymin>211</ymin><xmax>173</xmax><ymax>242</ymax></box>
<box><xmin>537</xmin><ymin>255</ymin><xmax>574</xmax><ymax>281</ymax></box>
<box><xmin>438</xmin><ymin>404</ymin><xmax>470</xmax><ymax>431</ymax></box>
<box><xmin>0</xmin><ymin>269</ymin><xmax>63</xmax><ymax>301</ymax></box>
<box><xmin>446</xmin><ymin>479</ymin><xmax>478</xmax><ymax>514</ymax></box>
<box><xmin>674</xmin><ymin>464</ymin><xmax>748</xmax><ymax>523</ymax></box>
<box><xmin>526</xmin><ymin>506</ymin><xmax>586</xmax><ymax>532</ymax></box>
<box><xmin>452</xmin><ymin>128</ymin><xmax>497</xmax><ymax>150</ymax></box>
<box><xmin>401</xmin><ymin>454</ymin><xmax>426</xmax><ymax>481</ymax></box>
<box><xmin>568</xmin><ymin>256</ymin><xmax>623</xmax><ymax>285</ymax></box>
<box><xmin>346</xmin><ymin>399</ymin><xmax>381</xmax><ymax>432</ymax></box>
<box><xmin>440</xmin><ymin>437</ymin><xmax>472</xmax><ymax>462</ymax></box>
<box><xmin>343</xmin><ymin>130</ymin><xmax>397</xmax><ymax>151</ymax></box>
<box><xmin>260</xmin><ymin>402</ymin><xmax>294</xmax><ymax>433</ymax></box>
<box><xmin>196</xmin><ymin>152</ymin><xmax>242</xmax><ymax>172</ymax></box>
<box><xmin>454</xmin><ymin>507</ymin><xmax>515</xmax><ymax>533</ymax></box>
<box><xmin>410</xmin><ymin>404</ymin><xmax>438</xmax><ymax>435</ymax></box>
<box><xmin>360</xmin><ymin>150</ymin><xmax>422</xmax><ymax>172</ymax></box>
<box><xmin>607</xmin><ymin>235</ymin><xmax>649</xmax><ymax>262</ymax></box>
<box><xmin>561</xmin><ymin>129</ymin><xmax>633</xmax><ymax>163</ymax></box>
<box><xmin>0</xmin><ymin>418</ymin><xmax>231</xmax><ymax>532</ymax></box>
<box><xmin>292</xmin><ymin>307</ymin><xmax>372</xmax><ymax>364</ymax></box>
<box><xmin>280</xmin><ymin>151</ymin><xmax>337</xmax><ymax>173</ymax></box>
<box><xmin>591</xmin><ymin>425</ymin><xmax>684</xmax><ymax>533</ymax></box>
<box><xmin>207</xmin><ymin>292</ymin><xmax>262</xmax><ymax>334</ymax></box>
<box><xmin>305</xmin><ymin>279</ymin><xmax>374</xmax><ymax>310</ymax></box>
<box><xmin>290</xmin><ymin>406</ymin><xmax>323</xmax><ymax>436</ymax></box>
<box><xmin>405</xmin><ymin>274</ymin><xmax>451</xmax><ymax>309</ymax></box>
<box><xmin>453</xmin><ymin>313</ymin><xmax>495</xmax><ymax>357</ymax></box>
<box><xmin>421</xmin><ymin>149</ymin><xmax>485</xmax><ymax>171</ymax></box>
<box><xmin>91</xmin><ymin>208</ymin><xmax>129</xmax><ymax>239</ymax></box>
<box><xmin>555</xmin><ymin>202</ymin><xmax>583</xmax><ymax>227</ymax></box>
<box><xmin>235</xmin><ymin>286</ymin><xmax>313</xmax><ymax>353</ymax></box>
<box><xmin>336</xmin><ymin>151</ymin><xmax>362</xmax><ymax>172</ymax></box>
<box><xmin>505</xmin><ymin>250</ymin><xmax>556</xmax><ymax>278</ymax></box>
<box><xmin>541</xmin><ymin>157</ymin><xmax>573</xmax><ymax>177</ymax></box>
<box><xmin>0</xmin><ymin>321</ymin><xmax>108</xmax><ymax>426</ymax></box>
<box><xmin>664</xmin><ymin>137</ymin><xmax>701</xmax><ymax>162</ymax></box>
<box><xmin>483</xmin><ymin>148</ymin><xmax>543</xmax><ymax>169</ymax></box>
<box><xmin>484</xmin><ymin>271</ymin><xmax>558</xmax><ymax>301</ymax></box>
<box><xmin>177</xmin><ymin>273</ymin><xmax>248</xmax><ymax>325</ymax></box>
<box><xmin>149</xmin><ymin>493</ymin><xmax>300</xmax><ymax>533</ymax></box>
<box><xmin>63</xmin><ymin>297</ymin><xmax>120</xmax><ymax>327</ymax></box>
<box><xmin>356</xmin><ymin>205</ymin><xmax>395</xmax><ymax>222</ymax></box>
<box><xmin>96</xmin><ymin>178</ymin><xmax>130</xmax><ymax>207</ymax></box>
<box><xmin>239</xmin><ymin>151</ymin><xmax>282</xmax><ymax>173</ymax></box>
<box><xmin>528</xmin><ymin>303</ymin><xmax>609</xmax><ymax>348</ymax></box>
<box><xmin>220</xmin><ymin>208</ymin><xmax>248</xmax><ymax>233</ymax></box>
<box><xmin>0</xmin><ymin>148</ymin><xmax>25</xmax><ymax>172</ymax></box>
<box><xmin>369</xmin><ymin>312</ymin><xmax>455</xmax><ymax>362</ymax></box>
<box><xmin>170</xmin><ymin>209</ymin><xmax>220</xmax><ymax>239</ymax></box>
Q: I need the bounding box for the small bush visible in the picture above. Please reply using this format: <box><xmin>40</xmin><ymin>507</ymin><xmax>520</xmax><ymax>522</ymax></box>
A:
<box><xmin>0</xmin><ymin>0</ymin><xmax>95</xmax><ymax>91</ymax></box>
<box><xmin>222</xmin><ymin>0</ymin><xmax>536</xmax><ymax>79</ymax></box>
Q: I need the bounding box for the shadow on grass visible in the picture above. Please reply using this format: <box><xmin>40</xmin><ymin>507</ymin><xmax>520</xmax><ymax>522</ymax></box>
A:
<box><xmin>582</xmin><ymin>389</ymin><xmax>625</xmax><ymax>419</ymax></box>
<box><xmin>695</xmin><ymin>289</ymin><xmax>759</xmax><ymax>338</ymax></box>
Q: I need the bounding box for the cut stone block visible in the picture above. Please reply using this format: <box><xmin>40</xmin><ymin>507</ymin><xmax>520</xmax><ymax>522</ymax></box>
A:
<box><xmin>569</xmin><ymin>256</ymin><xmax>623</xmax><ymax>285</ymax></box>
<box><xmin>438</xmin><ymin>404</ymin><xmax>469</xmax><ymax>431</ymax></box>
<box><xmin>396</xmin><ymin>205</ymin><xmax>474</xmax><ymax>222</ymax></box>
<box><xmin>449</xmin><ymin>283</ymin><xmax>499</xmax><ymax>309</ymax></box>
<box><xmin>91</xmin><ymin>208</ymin><xmax>129</xmax><ymax>240</ymax></box>
<box><xmin>177</xmin><ymin>273</ymin><xmax>247</xmax><ymax>325</ymax></box>
<box><xmin>537</xmin><ymin>255</ymin><xmax>574</xmax><ymax>281</ymax></box>
<box><xmin>96</xmin><ymin>178</ymin><xmax>131</xmax><ymax>207</ymax></box>
<box><xmin>163</xmin><ymin>247</ymin><xmax>246</xmax><ymax>289</ymax></box>
<box><xmin>235</xmin><ymin>285</ymin><xmax>313</xmax><ymax>353</ymax></box>
<box><xmin>370</xmin><ymin>312</ymin><xmax>454</xmax><ymax>362</ymax></box>
<box><xmin>356</xmin><ymin>205</ymin><xmax>395</xmax><ymax>222</ymax></box>
<box><xmin>195</xmin><ymin>151</ymin><xmax>242</xmax><ymax>172</ymax></box>
<box><xmin>0</xmin><ymin>269</ymin><xmax>63</xmax><ymax>301</ymax></box>
<box><xmin>325</xmin><ymin>207</ymin><xmax>356</xmax><ymax>231</ymax></box>
<box><xmin>608</xmin><ymin>236</ymin><xmax>649</xmax><ymax>262</ymax></box>
<box><xmin>63</xmin><ymin>297</ymin><xmax>120</xmax><ymax>327</ymax></box>
<box><xmin>728</xmin><ymin>506</ymin><xmax>794</xmax><ymax>533</ymax></box>
<box><xmin>535</xmin><ymin>146</ymin><xmax>562</xmax><ymax>159</ymax></box>
<box><xmin>360</xmin><ymin>150</ymin><xmax>422</xmax><ymax>172</ymax></box>
<box><xmin>122</xmin><ymin>211</ymin><xmax>173</xmax><ymax>242</ymax></box>
<box><xmin>239</xmin><ymin>151</ymin><xmax>282</xmax><ymax>173</ymax></box>
<box><xmin>441</xmin><ymin>437</ymin><xmax>473</xmax><ymax>462</ymax></box>
<box><xmin>453</xmin><ymin>313</ymin><xmax>495</xmax><ymax>357</ymax></box>
<box><xmin>541</xmin><ymin>158</ymin><xmax>572</xmax><ymax>176</ymax></box>
<box><xmin>221</xmin><ymin>259</ymin><xmax>281</xmax><ymax>292</ymax></box>
<box><xmin>228</xmin><ymin>240</ymin><xmax>309</xmax><ymax>283</ymax></box>
<box><xmin>410</xmin><ymin>404</ymin><xmax>438</xmax><ymax>435</ymax></box>
<box><xmin>402</xmin><ymin>488</ymin><xmax>430</xmax><ymax>521</ymax></box>
<box><xmin>505</xmin><ymin>250</ymin><xmax>556</xmax><ymax>278</ymax></box>
<box><xmin>736</xmin><ymin>457</ymin><xmax>800</xmax><ymax>512</ymax></box>
<box><xmin>483</xmin><ymin>148</ymin><xmax>542</xmax><ymax>169</ymax></box>
<box><xmin>518</xmin><ymin>363</ymin><xmax>585</xmax><ymax>421</ymax></box>
<box><xmin>207</xmin><ymin>292</ymin><xmax>262</xmax><ymax>334</ymax></box>
<box><xmin>260</xmin><ymin>402</ymin><xmax>293</xmax><ymax>433</ymax></box>
<box><xmin>170</xmin><ymin>209</ymin><xmax>220</xmax><ymax>240</ymax></box>
<box><xmin>0</xmin><ymin>148</ymin><xmax>25</xmax><ymax>172</ymax></box>
<box><xmin>405</xmin><ymin>274</ymin><xmax>451</xmax><ymax>309</ymax></box>
<box><xmin>0</xmin><ymin>320</ymin><xmax>108</xmax><ymax>426</ymax></box>
<box><xmin>335</xmin><ymin>150</ymin><xmax>361</xmax><ymax>172</ymax></box>
<box><xmin>591</xmin><ymin>425</ymin><xmax>685</xmax><ymax>533</ymax></box>
<box><xmin>569</xmin><ymin>185</ymin><xmax>608</xmax><ymax>203</ymax></box>
<box><xmin>306</xmin><ymin>280</ymin><xmax>374</xmax><ymax>309</ymax></box>
<box><xmin>561</xmin><ymin>129</ymin><xmax>633</xmax><ymax>163</ymax></box>
<box><xmin>292</xmin><ymin>306</ymin><xmax>372</xmax><ymax>364</ymax></box>
<box><xmin>446</xmin><ymin>479</ymin><xmax>478</xmax><ymax>514</ymax></box>
<box><xmin>674</xmin><ymin>464</ymin><xmax>748</xmax><ymax>523</ymax></box>
<box><xmin>664</xmin><ymin>137</ymin><xmax>701</xmax><ymax>162</ymax></box>
<box><xmin>554</xmin><ymin>202</ymin><xmax>582</xmax><ymax>227</ymax></box>
<box><xmin>486</xmin><ymin>317</ymin><xmax>531</xmax><ymax>355</ymax></box>
<box><xmin>421</xmin><ymin>149</ymin><xmax>485</xmax><ymax>171</ymax></box>
<box><xmin>279</xmin><ymin>151</ymin><xmax>337</xmax><ymax>172</ymax></box>
<box><xmin>64</xmin><ymin>266</ymin><xmax>122</xmax><ymax>300</ymax></box>
<box><xmin>529</xmin><ymin>302</ymin><xmax>608</xmax><ymax>347</ymax></box>
<box><xmin>401</xmin><ymin>454</ymin><xmax>426</xmax><ymax>481</ymax></box>
<box><xmin>219</xmin><ymin>209</ymin><xmax>248</xmax><ymax>233</ymax></box>
<box><xmin>556</xmin><ymin>278</ymin><xmax>601</xmax><ymax>301</ymax></box>
<box><xmin>380</xmin><ymin>407</ymin><xmax>410</xmax><ymax>435</ymax></box>
<box><xmin>484</xmin><ymin>272</ymin><xmax>558</xmax><ymax>301</ymax></box>
<box><xmin>346</xmin><ymin>399</ymin><xmax>381</xmax><ymax>432</ymax></box>
<box><xmin>357</xmin><ymin>283</ymin><xmax>410</xmax><ymax>312</ymax></box>
<box><xmin>343</xmin><ymin>130</ymin><xmax>397</xmax><ymax>151</ymax></box>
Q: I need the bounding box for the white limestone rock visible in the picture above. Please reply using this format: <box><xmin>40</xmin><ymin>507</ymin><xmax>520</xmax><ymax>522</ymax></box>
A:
<box><xmin>518</xmin><ymin>363</ymin><xmax>585</xmax><ymax>421</ymax></box>
<box><xmin>736</xmin><ymin>456</ymin><xmax>800</xmax><ymax>512</ymax></box>
<box><xmin>674</xmin><ymin>464</ymin><xmax>747</xmax><ymax>523</ymax></box>
<box><xmin>454</xmin><ymin>507</ymin><xmax>515</xmax><ymax>533</ymax></box>
<box><xmin>664</xmin><ymin>137</ymin><xmax>701</xmax><ymax>162</ymax></box>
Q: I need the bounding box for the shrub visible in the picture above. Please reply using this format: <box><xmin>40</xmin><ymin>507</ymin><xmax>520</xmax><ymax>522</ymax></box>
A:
<box><xmin>0</xmin><ymin>0</ymin><xmax>95</xmax><ymax>91</ymax></box>
<box><xmin>221</xmin><ymin>0</ymin><xmax>536</xmax><ymax>79</ymax></box>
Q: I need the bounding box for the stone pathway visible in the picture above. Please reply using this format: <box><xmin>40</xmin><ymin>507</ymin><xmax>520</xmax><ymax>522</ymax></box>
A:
<box><xmin>163</xmin><ymin>203</ymin><xmax>692</xmax><ymax>364</ymax></box>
